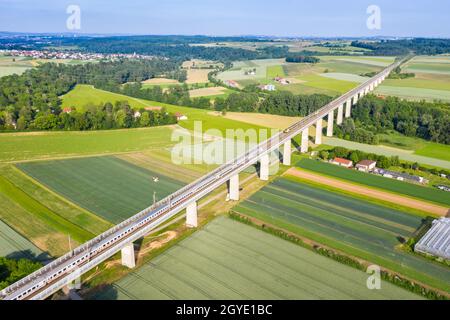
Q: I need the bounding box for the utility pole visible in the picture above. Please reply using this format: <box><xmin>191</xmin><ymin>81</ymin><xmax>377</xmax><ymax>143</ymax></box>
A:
<box><xmin>153</xmin><ymin>191</ymin><xmax>157</xmax><ymax>205</ymax></box>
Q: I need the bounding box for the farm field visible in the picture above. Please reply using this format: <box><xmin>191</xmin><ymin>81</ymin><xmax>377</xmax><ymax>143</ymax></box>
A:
<box><xmin>0</xmin><ymin>219</ymin><xmax>47</xmax><ymax>261</ymax></box>
<box><xmin>296</xmin><ymin>159</ymin><xmax>450</xmax><ymax>207</ymax></box>
<box><xmin>287</xmin><ymin>167</ymin><xmax>448</xmax><ymax>217</ymax></box>
<box><xmin>208</xmin><ymin>111</ymin><xmax>301</xmax><ymax>130</ymax></box>
<box><xmin>375</xmin><ymin>55</ymin><xmax>450</xmax><ymax>101</ymax></box>
<box><xmin>93</xmin><ymin>217</ymin><xmax>420</xmax><ymax>300</ymax></box>
<box><xmin>415</xmin><ymin>143</ymin><xmax>450</xmax><ymax>162</ymax></box>
<box><xmin>323</xmin><ymin>137</ymin><xmax>450</xmax><ymax>169</ymax></box>
<box><xmin>188</xmin><ymin>86</ymin><xmax>232</xmax><ymax>98</ymax></box>
<box><xmin>375</xmin><ymin>86</ymin><xmax>450</xmax><ymax>102</ymax></box>
<box><xmin>233</xmin><ymin>178</ymin><xmax>450</xmax><ymax>292</ymax></box>
<box><xmin>17</xmin><ymin>156</ymin><xmax>185</xmax><ymax>224</ymax></box>
<box><xmin>297</xmin><ymin>73</ymin><xmax>359</xmax><ymax>94</ymax></box>
<box><xmin>0</xmin><ymin>173</ymin><xmax>92</xmax><ymax>256</ymax></box>
<box><xmin>0</xmin><ymin>55</ymin><xmax>33</xmax><ymax>77</ymax></box>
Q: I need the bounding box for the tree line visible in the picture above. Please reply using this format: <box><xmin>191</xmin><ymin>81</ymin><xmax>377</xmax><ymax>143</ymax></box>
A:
<box><xmin>286</xmin><ymin>55</ymin><xmax>320</xmax><ymax>63</ymax></box>
<box><xmin>22</xmin><ymin>101</ymin><xmax>177</xmax><ymax>131</ymax></box>
<box><xmin>113</xmin><ymin>82</ymin><xmax>333</xmax><ymax>116</ymax></box>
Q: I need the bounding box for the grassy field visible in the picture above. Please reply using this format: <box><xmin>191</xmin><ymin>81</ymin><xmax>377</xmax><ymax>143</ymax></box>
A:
<box><xmin>267</xmin><ymin>65</ymin><xmax>286</xmax><ymax>78</ymax></box>
<box><xmin>297</xmin><ymin>74</ymin><xmax>359</xmax><ymax>94</ymax></box>
<box><xmin>415</xmin><ymin>143</ymin><xmax>450</xmax><ymax>162</ymax></box>
<box><xmin>93</xmin><ymin>217</ymin><xmax>420</xmax><ymax>300</ymax></box>
<box><xmin>17</xmin><ymin>156</ymin><xmax>185</xmax><ymax>224</ymax></box>
<box><xmin>62</xmin><ymin>85</ymin><xmax>266</xmax><ymax>137</ymax></box>
<box><xmin>0</xmin><ymin>126</ymin><xmax>176</xmax><ymax>163</ymax></box>
<box><xmin>233</xmin><ymin>178</ymin><xmax>450</xmax><ymax>292</ymax></box>
<box><xmin>296</xmin><ymin>159</ymin><xmax>450</xmax><ymax>207</ymax></box>
<box><xmin>0</xmin><ymin>219</ymin><xmax>47</xmax><ymax>260</ymax></box>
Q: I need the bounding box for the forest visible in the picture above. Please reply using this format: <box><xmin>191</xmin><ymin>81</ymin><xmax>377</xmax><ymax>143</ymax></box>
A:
<box><xmin>0</xmin><ymin>257</ymin><xmax>42</xmax><ymax>290</ymax></box>
<box><xmin>343</xmin><ymin>95</ymin><xmax>450</xmax><ymax>145</ymax></box>
<box><xmin>351</xmin><ymin>38</ymin><xmax>450</xmax><ymax>56</ymax></box>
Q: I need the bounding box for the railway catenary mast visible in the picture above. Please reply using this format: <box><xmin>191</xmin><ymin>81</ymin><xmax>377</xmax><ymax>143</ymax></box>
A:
<box><xmin>0</xmin><ymin>58</ymin><xmax>405</xmax><ymax>300</ymax></box>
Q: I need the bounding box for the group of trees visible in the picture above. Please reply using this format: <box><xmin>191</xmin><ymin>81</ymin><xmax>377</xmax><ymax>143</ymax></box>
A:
<box><xmin>351</xmin><ymin>95</ymin><xmax>450</xmax><ymax>144</ymax></box>
<box><xmin>318</xmin><ymin>146</ymin><xmax>401</xmax><ymax>169</ymax></box>
<box><xmin>333</xmin><ymin>118</ymin><xmax>380</xmax><ymax>145</ymax></box>
<box><xmin>16</xmin><ymin>101</ymin><xmax>177</xmax><ymax>131</ymax></box>
<box><xmin>286</xmin><ymin>55</ymin><xmax>320</xmax><ymax>63</ymax></box>
<box><xmin>0</xmin><ymin>59</ymin><xmax>182</xmax><ymax>131</ymax></box>
<box><xmin>388</xmin><ymin>66</ymin><xmax>415</xmax><ymax>79</ymax></box>
<box><xmin>0</xmin><ymin>257</ymin><xmax>42</xmax><ymax>290</ymax></box>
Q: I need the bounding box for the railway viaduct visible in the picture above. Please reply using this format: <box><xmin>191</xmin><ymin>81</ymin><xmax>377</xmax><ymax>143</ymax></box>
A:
<box><xmin>0</xmin><ymin>59</ymin><xmax>403</xmax><ymax>300</ymax></box>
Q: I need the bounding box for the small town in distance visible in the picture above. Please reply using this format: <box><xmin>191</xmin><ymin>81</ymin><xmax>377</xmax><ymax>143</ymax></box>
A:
<box><xmin>0</xmin><ymin>0</ymin><xmax>449</xmax><ymax>307</ymax></box>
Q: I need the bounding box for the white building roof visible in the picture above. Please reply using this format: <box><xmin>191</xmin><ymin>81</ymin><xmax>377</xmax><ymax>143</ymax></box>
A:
<box><xmin>415</xmin><ymin>218</ymin><xmax>450</xmax><ymax>259</ymax></box>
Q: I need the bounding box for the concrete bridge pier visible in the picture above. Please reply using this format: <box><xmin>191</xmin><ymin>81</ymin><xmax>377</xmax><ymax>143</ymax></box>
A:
<box><xmin>345</xmin><ymin>99</ymin><xmax>352</xmax><ymax>118</ymax></box>
<box><xmin>282</xmin><ymin>141</ymin><xmax>292</xmax><ymax>166</ymax></box>
<box><xmin>228</xmin><ymin>174</ymin><xmax>239</xmax><ymax>201</ymax></box>
<box><xmin>326</xmin><ymin>110</ymin><xmax>334</xmax><ymax>137</ymax></box>
<box><xmin>300</xmin><ymin>128</ymin><xmax>309</xmax><ymax>153</ymax></box>
<box><xmin>186</xmin><ymin>201</ymin><xmax>198</xmax><ymax>228</ymax></box>
<box><xmin>315</xmin><ymin>119</ymin><xmax>323</xmax><ymax>145</ymax></box>
<box><xmin>337</xmin><ymin>104</ymin><xmax>344</xmax><ymax>125</ymax></box>
<box><xmin>259</xmin><ymin>154</ymin><xmax>269</xmax><ymax>181</ymax></box>
<box><xmin>121</xmin><ymin>242</ymin><xmax>136</xmax><ymax>269</ymax></box>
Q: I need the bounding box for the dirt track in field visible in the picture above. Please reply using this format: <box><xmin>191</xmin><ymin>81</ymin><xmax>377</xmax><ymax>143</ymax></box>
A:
<box><xmin>286</xmin><ymin>168</ymin><xmax>449</xmax><ymax>217</ymax></box>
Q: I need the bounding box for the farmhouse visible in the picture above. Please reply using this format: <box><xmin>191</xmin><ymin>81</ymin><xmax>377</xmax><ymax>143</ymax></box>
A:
<box><xmin>374</xmin><ymin>168</ymin><xmax>428</xmax><ymax>184</ymax></box>
<box><xmin>225</xmin><ymin>80</ymin><xmax>239</xmax><ymax>88</ymax></box>
<box><xmin>258</xmin><ymin>84</ymin><xmax>276</xmax><ymax>91</ymax></box>
<box><xmin>331</xmin><ymin>158</ymin><xmax>353</xmax><ymax>168</ymax></box>
<box><xmin>62</xmin><ymin>107</ymin><xmax>73</xmax><ymax>114</ymax></box>
<box><xmin>174</xmin><ymin>112</ymin><xmax>188</xmax><ymax>121</ymax></box>
<box><xmin>415</xmin><ymin>218</ymin><xmax>450</xmax><ymax>260</ymax></box>
<box><xmin>274</xmin><ymin>77</ymin><xmax>290</xmax><ymax>85</ymax></box>
<box><xmin>356</xmin><ymin>160</ymin><xmax>377</xmax><ymax>172</ymax></box>
<box><xmin>145</xmin><ymin>106</ymin><xmax>163</xmax><ymax>111</ymax></box>
<box><xmin>133</xmin><ymin>111</ymin><xmax>141</xmax><ymax>118</ymax></box>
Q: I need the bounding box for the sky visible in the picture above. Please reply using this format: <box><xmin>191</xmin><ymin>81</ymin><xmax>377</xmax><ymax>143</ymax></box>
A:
<box><xmin>0</xmin><ymin>0</ymin><xmax>449</xmax><ymax>37</ymax></box>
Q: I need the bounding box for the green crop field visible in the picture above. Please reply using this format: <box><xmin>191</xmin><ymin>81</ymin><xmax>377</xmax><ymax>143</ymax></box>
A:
<box><xmin>297</xmin><ymin>74</ymin><xmax>359</xmax><ymax>94</ymax></box>
<box><xmin>415</xmin><ymin>143</ymin><xmax>450</xmax><ymax>162</ymax></box>
<box><xmin>0</xmin><ymin>219</ymin><xmax>47</xmax><ymax>260</ymax></box>
<box><xmin>296</xmin><ymin>159</ymin><xmax>450</xmax><ymax>207</ymax></box>
<box><xmin>17</xmin><ymin>156</ymin><xmax>185</xmax><ymax>224</ymax></box>
<box><xmin>0</xmin><ymin>126</ymin><xmax>176</xmax><ymax>163</ymax></box>
<box><xmin>233</xmin><ymin>178</ymin><xmax>450</xmax><ymax>292</ymax></box>
<box><xmin>93</xmin><ymin>217</ymin><xmax>420</xmax><ymax>300</ymax></box>
<box><xmin>0</xmin><ymin>173</ymin><xmax>94</xmax><ymax>256</ymax></box>
<box><xmin>375</xmin><ymin>86</ymin><xmax>450</xmax><ymax>102</ymax></box>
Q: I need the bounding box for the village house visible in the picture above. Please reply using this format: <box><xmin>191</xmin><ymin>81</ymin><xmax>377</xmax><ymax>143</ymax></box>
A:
<box><xmin>330</xmin><ymin>157</ymin><xmax>353</xmax><ymax>168</ymax></box>
<box><xmin>174</xmin><ymin>112</ymin><xmax>188</xmax><ymax>121</ymax></box>
<box><xmin>355</xmin><ymin>160</ymin><xmax>377</xmax><ymax>172</ymax></box>
<box><xmin>145</xmin><ymin>106</ymin><xmax>163</xmax><ymax>111</ymax></box>
<box><xmin>225</xmin><ymin>80</ymin><xmax>239</xmax><ymax>88</ymax></box>
<box><xmin>258</xmin><ymin>84</ymin><xmax>276</xmax><ymax>91</ymax></box>
<box><xmin>62</xmin><ymin>107</ymin><xmax>73</xmax><ymax>114</ymax></box>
